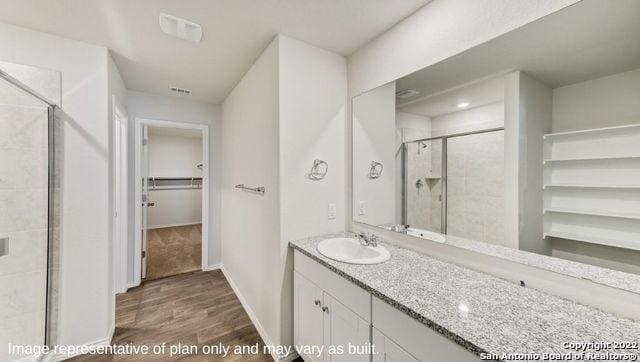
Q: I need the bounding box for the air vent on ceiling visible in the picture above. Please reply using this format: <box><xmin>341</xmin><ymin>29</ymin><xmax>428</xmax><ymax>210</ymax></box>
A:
<box><xmin>396</xmin><ymin>89</ymin><xmax>420</xmax><ymax>99</ymax></box>
<box><xmin>170</xmin><ymin>86</ymin><xmax>192</xmax><ymax>95</ymax></box>
<box><xmin>159</xmin><ymin>13</ymin><xmax>202</xmax><ymax>43</ymax></box>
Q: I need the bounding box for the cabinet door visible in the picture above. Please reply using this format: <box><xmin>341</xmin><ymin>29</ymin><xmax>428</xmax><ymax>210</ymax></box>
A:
<box><xmin>372</xmin><ymin>327</ymin><xmax>418</xmax><ymax>362</ymax></box>
<box><xmin>322</xmin><ymin>293</ymin><xmax>370</xmax><ymax>362</ymax></box>
<box><xmin>295</xmin><ymin>272</ymin><xmax>324</xmax><ymax>361</ymax></box>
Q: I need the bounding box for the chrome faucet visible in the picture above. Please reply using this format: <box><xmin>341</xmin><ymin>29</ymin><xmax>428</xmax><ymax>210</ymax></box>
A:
<box><xmin>358</xmin><ymin>232</ymin><xmax>379</xmax><ymax>247</ymax></box>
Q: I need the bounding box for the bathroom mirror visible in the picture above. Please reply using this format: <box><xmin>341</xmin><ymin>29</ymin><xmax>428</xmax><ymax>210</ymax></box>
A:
<box><xmin>352</xmin><ymin>0</ymin><xmax>640</xmax><ymax>293</ymax></box>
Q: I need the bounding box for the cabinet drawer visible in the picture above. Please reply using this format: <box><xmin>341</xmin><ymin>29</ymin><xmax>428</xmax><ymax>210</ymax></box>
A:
<box><xmin>294</xmin><ymin>250</ymin><xmax>371</xmax><ymax>322</ymax></box>
<box><xmin>373</xmin><ymin>327</ymin><xmax>418</xmax><ymax>362</ymax></box>
<box><xmin>372</xmin><ymin>297</ymin><xmax>478</xmax><ymax>361</ymax></box>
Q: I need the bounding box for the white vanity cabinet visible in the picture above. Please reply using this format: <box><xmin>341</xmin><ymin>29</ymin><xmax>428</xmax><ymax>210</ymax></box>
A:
<box><xmin>293</xmin><ymin>249</ymin><xmax>479</xmax><ymax>362</ymax></box>
<box><xmin>294</xmin><ymin>251</ymin><xmax>371</xmax><ymax>361</ymax></box>
<box><xmin>372</xmin><ymin>327</ymin><xmax>418</xmax><ymax>362</ymax></box>
<box><xmin>295</xmin><ymin>272</ymin><xmax>370</xmax><ymax>361</ymax></box>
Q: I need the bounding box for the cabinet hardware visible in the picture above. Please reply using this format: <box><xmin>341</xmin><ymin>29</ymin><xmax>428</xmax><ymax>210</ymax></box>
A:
<box><xmin>314</xmin><ymin>300</ymin><xmax>321</xmax><ymax>306</ymax></box>
<box><xmin>321</xmin><ymin>306</ymin><xmax>329</xmax><ymax>313</ymax></box>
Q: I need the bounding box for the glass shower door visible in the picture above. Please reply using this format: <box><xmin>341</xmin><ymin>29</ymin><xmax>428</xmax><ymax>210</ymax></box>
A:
<box><xmin>0</xmin><ymin>75</ymin><xmax>50</xmax><ymax>361</ymax></box>
<box><xmin>445</xmin><ymin>130</ymin><xmax>505</xmax><ymax>245</ymax></box>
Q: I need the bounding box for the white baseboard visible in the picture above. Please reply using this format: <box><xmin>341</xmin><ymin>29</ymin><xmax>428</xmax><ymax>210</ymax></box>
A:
<box><xmin>43</xmin><ymin>324</ymin><xmax>114</xmax><ymax>361</ymax></box>
<box><xmin>203</xmin><ymin>263</ymin><xmax>221</xmax><ymax>271</ymax></box>
<box><xmin>220</xmin><ymin>266</ymin><xmax>298</xmax><ymax>362</ymax></box>
<box><xmin>148</xmin><ymin>221</ymin><xmax>201</xmax><ymax>229</ymax></box>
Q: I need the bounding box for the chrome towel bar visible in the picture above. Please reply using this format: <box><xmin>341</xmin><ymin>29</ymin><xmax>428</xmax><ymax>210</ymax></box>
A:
<box><xmin>235</xmin><ymin>183</ymin><xmax>265</xmax><ymax>195</ymax></box>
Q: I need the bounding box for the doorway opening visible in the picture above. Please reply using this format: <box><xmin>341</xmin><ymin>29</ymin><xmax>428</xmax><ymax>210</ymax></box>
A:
<box><xmin>134</xmin><ymin>119</ymin><xmax>209</xmax><ymax>284</ymax></box>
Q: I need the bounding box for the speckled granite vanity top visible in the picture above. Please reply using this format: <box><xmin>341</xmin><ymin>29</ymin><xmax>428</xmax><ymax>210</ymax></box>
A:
<box><xmin>290</xmin><ymin>232</ymin><xmax>640</xmax><ymax>360</ymax></box>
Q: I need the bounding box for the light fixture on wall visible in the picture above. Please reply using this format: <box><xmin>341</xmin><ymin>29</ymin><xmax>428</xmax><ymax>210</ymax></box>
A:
<box><xmin>456</xmin><ymin>101</ymin><xmax>470</xmax><ymax>109</ymax></box>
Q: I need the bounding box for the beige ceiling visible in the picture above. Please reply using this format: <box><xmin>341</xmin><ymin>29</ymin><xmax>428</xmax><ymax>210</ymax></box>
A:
<box><xmin>0</xmin><ymin>0</ymin><xmax>430</xmax><ymax>103</ymax></box>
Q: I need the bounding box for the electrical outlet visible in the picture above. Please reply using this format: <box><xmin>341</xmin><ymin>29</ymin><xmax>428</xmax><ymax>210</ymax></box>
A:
<box><xmin>328</xmin><ymin>203</ymin><xmax>336</xmax><ymax>220</ymax></box>
<box><xmin>358</xmin><ymin>201</ymin><xmax>366</xmax><ymax>216</ymax></box>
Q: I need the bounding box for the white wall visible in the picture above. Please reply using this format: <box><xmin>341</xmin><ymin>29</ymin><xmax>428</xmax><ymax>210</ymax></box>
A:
<box><xmin>107</xmin><ymin>51</ymin><xmax>127</xmax><ymax>344</ymax></box>
<box><xmin>147</xmin><ymin>131</ymin><xmax>203</xmax><ymax>228</ymax></box>
<box><xmin>431</xmin><ymin>101</ymin><xmax>504</xmax><ymax>135</ymax></box>
<box><xmin>221</xmin><ymin>35</ymin><xmax>347</xmax><ymax>354</ymax></box>
<box><xmin>352</xmin><ymin>82</ymin><xmax>396</xmax><ymax>226</ymax></box>
<box><xmin>221</xmin><ymin>38</ymin><xmax>281</xmax><ymax>349</ymax></box>
<box><xmin>551</xmin><ymin>68</ymin><xmax>640</xmax><ymax>132</ymax></box>
<box><xmin>278</xmin><ymin>35</ymin><xmax>347</xmax><ymax>347</ymax></box>
<box><xmin>0</xmin><ymin>21</ymin><xmax>113</xmax><ymax>347</ymax></box>
<box><xmin>126</xmin><ymin>91</ymin><xmax>221</xmax><ymax>279</ymax></box>
<box><xmin>347</xmin><ymin>0</ymin><xmax>580</xmax><ymax>97</ymax></box>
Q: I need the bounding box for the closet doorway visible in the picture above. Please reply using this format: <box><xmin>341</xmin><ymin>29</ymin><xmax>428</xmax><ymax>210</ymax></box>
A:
<box><xmin>134</xmin><ymin>119</ymin><xmax>209</xmax><ymax>284</ymax></box>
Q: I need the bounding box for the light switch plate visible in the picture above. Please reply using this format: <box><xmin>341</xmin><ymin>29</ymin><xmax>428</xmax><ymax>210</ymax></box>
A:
<box><xmin>328</xmin><ymin>203</ymin><xmax>336</xmax><ymax>220</ymax></box>
<box><xmin>0</xmin><ymin>237</ymin><xmax>8</xmax><ymax>257</ymax></box>
<box><xmin>358</xmin><ymin>201</ymin><xmax>366</xmax><ymax>216</ymax></box>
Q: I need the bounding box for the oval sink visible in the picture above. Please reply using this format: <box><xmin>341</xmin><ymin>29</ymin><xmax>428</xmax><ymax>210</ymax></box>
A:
<box><xmin>317</xmin><ymin>237</ymin><xmax>390</xmax><ymax>264</ymax></box>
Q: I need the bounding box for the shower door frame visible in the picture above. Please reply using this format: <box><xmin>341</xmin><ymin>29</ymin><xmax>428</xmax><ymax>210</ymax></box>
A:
<box><xmin>402</xmin><ymin>127</ymin><xmax>504</xmax><ymax>235</ymax></box>
<box><xmin>0</xmin><ymin>69</ymin><xmax>57</xmax><ymax>346</ymax></box>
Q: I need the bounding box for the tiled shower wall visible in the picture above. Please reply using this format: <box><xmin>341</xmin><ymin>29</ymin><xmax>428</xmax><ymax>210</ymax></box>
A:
<box><xmin>446</xmin><ymin>130</ymin><xmax>505</xmax><ymax>246</ymax></box>
<box><xmin>0</xmin><ymin>60</ymin><xmax>60</xmax><ymax>361</ymax></box>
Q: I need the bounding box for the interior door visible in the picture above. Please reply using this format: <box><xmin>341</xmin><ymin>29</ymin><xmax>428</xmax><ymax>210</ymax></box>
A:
<box><xmin>141</xmin><ymin>125</ymin><xmax>150</xmax><ymax>279</ymax></box>
<box><xmin>294</xmin><ymin>272</ymin><xmax>324</xmax><ymax>362</ymax></box>
<box><xmin>322</xmin><ymin>293</ymin><xmax>370</xmax><ymax>362</ymax></box>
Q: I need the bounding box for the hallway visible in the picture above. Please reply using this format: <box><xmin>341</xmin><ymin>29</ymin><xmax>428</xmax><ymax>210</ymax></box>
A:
<box><xmin>72</xmin><ymin>270</ymin><xmax>272</xmax><ymax>361</ymax></box>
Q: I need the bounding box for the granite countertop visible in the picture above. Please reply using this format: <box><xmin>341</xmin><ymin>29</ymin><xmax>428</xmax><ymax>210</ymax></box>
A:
<box><xmin>290</xmin><ymin>232</ymin><xmax>640</xmax><ymax>360</ymax></box>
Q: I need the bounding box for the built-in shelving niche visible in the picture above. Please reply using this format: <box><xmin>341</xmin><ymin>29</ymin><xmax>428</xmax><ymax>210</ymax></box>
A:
<box><xmin>542</xmin><ymin>124</ymin><xmax>640</xmax><ymax>251</ymax></box>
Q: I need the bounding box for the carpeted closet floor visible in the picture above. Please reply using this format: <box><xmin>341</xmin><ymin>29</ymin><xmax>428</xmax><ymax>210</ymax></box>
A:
<box><xmin>146</xmin><ymin>224</ymin><xmax>202</xmax><ymax>280</ymax></box>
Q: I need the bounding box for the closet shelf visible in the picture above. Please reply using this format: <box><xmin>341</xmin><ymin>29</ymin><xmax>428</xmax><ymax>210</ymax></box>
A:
<box><xmin>544</xmin><ymin>231</ymin><xmax>640</xmax><ymax>251</ymax></box>
<box><xmin>543</xmin><ymin>184</ymin><xmax>640</xmax><ymax>190</ymax></box>
<box><xmin>543</xmin><ymin>208</ymin><xmax>640</xmax><ymax>220</ymax></box>
<box><xmin>543</xmin><ymin>123</ymin><xmax>640</xmax><ymax>140</ymax></box>
<box><xmin>543</xmin><ymin>155</ymin><xmax>640</xmax><ymax>164</ymax></box>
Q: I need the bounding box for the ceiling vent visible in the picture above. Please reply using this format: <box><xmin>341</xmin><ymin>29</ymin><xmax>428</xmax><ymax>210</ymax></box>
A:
<box><xmin>170</xmin><ymin>86</ymin><xmax>192</xmax><ymax>95</ymax></box>
<box><xmin>159</xmin><ymin>13</ymin><xmax>202</xmax><ymax>43</ymax></box>
<box><xmin>396</xmin><ymin>89</ymin><xmax>420</xmax><ymax>99</ymax></box>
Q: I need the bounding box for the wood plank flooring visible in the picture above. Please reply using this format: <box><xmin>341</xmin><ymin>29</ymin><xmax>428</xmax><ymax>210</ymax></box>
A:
<box><xmin>71</xmin><ymin>270</ymin><xmax>273</xmax><ymax>361</ymax></box>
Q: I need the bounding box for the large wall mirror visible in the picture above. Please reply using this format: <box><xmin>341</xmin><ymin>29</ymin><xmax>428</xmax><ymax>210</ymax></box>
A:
<box><xmin>352</xmin><ymin>0</ymin><xmax>640</xmax><ymax>293</ymax></box>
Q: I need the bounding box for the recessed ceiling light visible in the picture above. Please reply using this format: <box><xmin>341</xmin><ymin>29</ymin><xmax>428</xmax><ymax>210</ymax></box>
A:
<box><xmin>159</xmin><ymin>13</ymin><xmax>202</xmax><ymax>43</ymax></box>
<box><xmin>457</xmin><ymin>102</ymin><xmax>470</xmax><ymax>109</ymax></box>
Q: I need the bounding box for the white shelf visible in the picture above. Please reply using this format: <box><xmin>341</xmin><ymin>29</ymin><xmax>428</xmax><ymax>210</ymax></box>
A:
<box><xmin>543</xmin><ymin>184</ymin><xmax>640</xmax><ymax>190</ymax></box>
<box><xmin>543</xmin><ymin>155</ymin><xmax>640</xmax><ymax>164</ymax></box>
<box><xmin>544</xmin><ymin>208</ymin><xmax>640</xmax><ymax>221</ymax></box>
<box><xmin>543</xmin><ymin>123</ymin><xmax>640</xmax><ymax>140</ymax></box>
<box><xmin>544</xmin><ymin>231</ymin><xmax>640</xmax><ymax>252</ymax></box>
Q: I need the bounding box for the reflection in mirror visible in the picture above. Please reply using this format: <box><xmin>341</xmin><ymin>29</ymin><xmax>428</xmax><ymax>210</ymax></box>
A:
<box><xmin>352</xmin><ymin>0</ymin><xmax>640</xmax><ymax>291</ymax></box>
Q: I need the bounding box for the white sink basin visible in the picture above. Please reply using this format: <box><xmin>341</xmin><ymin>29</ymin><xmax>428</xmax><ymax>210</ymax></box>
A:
<box><xmin>317</xmin><ymin>237</ymin><xmax>390</xmax><ymax>264</ymax></box>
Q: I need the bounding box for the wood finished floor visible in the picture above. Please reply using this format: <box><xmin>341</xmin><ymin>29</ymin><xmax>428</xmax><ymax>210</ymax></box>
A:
<box><xmin>71</xmin><ymin>270</ymin><xmax>275</xmax><ymax>361</ymax></box>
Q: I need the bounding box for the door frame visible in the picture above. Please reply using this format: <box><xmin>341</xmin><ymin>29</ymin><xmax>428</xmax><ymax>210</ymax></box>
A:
<box><xmin>113</xmin><ymin>97</ymin><xmax>129</xmax><ymax>294</ymax></box>
<box><xmin>133</xmin><ymin>118</ymin><xmax>210</xmax><ymax>286</ymax></box>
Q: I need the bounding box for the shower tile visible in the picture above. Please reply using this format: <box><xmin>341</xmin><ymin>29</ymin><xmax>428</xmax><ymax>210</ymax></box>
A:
<box><xmin>0</xmin><ymin>60</ymin><xmax>61</xmax><ymax>105</ymax></box>
<box><xmin>0</xmin><ymin>311</ymin><xmax>45</xmax><ymax>361</ymax></box>
<box><xmin>0</xmin><ymin>147</ymin><xmax>47</xmax><ymax>189</ymax></box>
<box><xmin>0</xmin><ymin>105</ymin><xmax>48</xmax><ymax>149</ymax></box>
<box><xmin>0</xmin><ymin>270</ymin><xmax>46</xmax><ymax>319</ymax></box>
<box><xmin>0</xmin><ymin>230</ymin><xmax>47</xmax><ymax>277</ymax></box>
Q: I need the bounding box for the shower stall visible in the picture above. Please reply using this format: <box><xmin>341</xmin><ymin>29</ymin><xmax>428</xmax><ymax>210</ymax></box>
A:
<box><xmin>0</xmin><ymin>62</ymin><xmax>60</xmax><ymax>361</ymax></box>
<box><xmin>401</xmin><ymin>128</ymin><xmax>506</xmax><ymax>246</ymax></box>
